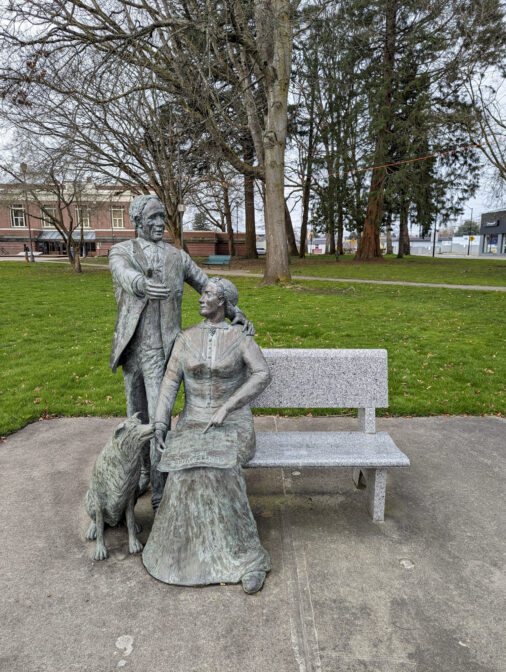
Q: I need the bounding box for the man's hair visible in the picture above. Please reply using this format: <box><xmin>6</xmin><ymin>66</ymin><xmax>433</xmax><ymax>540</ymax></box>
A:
<box><xmin>129</xmin><ymin>195</ymin><xmax>163</xmax><ymax>230</ymax></box>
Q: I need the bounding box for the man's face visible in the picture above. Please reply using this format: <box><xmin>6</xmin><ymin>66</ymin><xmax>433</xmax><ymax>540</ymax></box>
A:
<box><xmin>138</xmin><ymin>199</ymin><xmax>166</xmax><ymax>242</ymax></box>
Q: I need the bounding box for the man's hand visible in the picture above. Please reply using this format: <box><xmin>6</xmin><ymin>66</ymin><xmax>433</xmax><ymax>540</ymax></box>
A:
<box><xmin>231</xmin><ymin>315</ymin><xmax>255</xmax><ymax>336</ymax></box>
<box><xmin>144</xmin><ymin>279</ymin><xmax>170</xmax><ymax>300</ymax></box>
<box><xmin>154</xmin><ymin>429</ymin><xmax>167</xmax><ymax>453</ymax></box>
<box><xmin>202</xmin><ymin>405</ymin><xmax>228</xmax><ymax>434</ymax></box>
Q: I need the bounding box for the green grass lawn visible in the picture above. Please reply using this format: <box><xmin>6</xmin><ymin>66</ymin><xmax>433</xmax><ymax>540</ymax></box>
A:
<box><xmin>83</xmin><ymin>252</ymin><xmax>506</xmax><ymax>287</ymax></box>
<box><xmin>1</xmin><ymin>261</ymin><xmax>504</xmax><ymax>436</ymax></box>
<box><xmin>220</xmin><ymin>254</ymin><xmax>506</xmax><ymax>287</ymax></box>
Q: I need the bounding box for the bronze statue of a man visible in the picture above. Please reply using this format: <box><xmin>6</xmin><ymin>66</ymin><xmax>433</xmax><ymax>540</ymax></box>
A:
<box><xmin>109</xmin><ymin>195</ymin><xmax>249</xmax><ymax>510</ymax></box>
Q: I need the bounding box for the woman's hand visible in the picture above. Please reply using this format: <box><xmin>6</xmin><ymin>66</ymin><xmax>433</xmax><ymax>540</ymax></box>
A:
<box><xmin>154</xmin><ymin>428</ymin><xmax>167</xmax><ymax>453</ymax></box>
<box><xmin>202</xmin><ymin>405</ymin><xmax>228</xmax><ymax>433</ymax></box>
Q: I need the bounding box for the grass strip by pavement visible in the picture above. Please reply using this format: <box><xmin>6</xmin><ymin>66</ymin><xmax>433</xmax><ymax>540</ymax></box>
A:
<box><xmin>203</xmin><ymin>254</ymin><xmax>506</xmax><ymax>287</ymax></box>
<box><xmin>0</xmin><ymin>262</ymin><xmax>504</xmax><ymax>436</ymax></box>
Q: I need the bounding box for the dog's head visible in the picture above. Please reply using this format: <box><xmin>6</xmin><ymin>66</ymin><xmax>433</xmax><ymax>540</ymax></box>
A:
<box><xmin>112</xmin><ymin>413</ymin><xmax>154</xmax><ymax>451</ymax></box>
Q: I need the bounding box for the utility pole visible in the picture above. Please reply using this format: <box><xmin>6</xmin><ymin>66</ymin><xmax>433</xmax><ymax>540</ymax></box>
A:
<box><xmin>464</xmin><ymin>205</ymin><xmax>474</xmax><ymax>256</ymax></box>
<box><xmin>20</xmin><ymin>162</ymin><xmax>35</xmax><ymax>262</ymax></box>
<box><xmin>468</xmin><ymin>208</ymin><xmax>473</xmax><ymax>256</ymax></box>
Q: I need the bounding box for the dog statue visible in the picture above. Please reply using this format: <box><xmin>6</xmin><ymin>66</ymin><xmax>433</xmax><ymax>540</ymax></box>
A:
<box><xmin>85</xmin><ymin>414</ymin><xmax>154</xmax><ymax>560</ymax></box>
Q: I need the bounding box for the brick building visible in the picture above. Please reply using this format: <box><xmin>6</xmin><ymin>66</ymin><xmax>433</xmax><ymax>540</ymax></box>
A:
<box><xmin>0</xmin><ymin>184</ymin><xmax>245</xmax><ymax>257</ymax></box>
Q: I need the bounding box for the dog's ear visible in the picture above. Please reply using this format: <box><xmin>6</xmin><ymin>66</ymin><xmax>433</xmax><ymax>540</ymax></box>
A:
<box><xmin>114</xmin><ymin>424</ymin><xmax>127</xmax><ymax>438</ymax></box>
<box><xmin>132</xmin><ymin>412</ymin><xmax>143</xmax><ymax>422</ymax></box>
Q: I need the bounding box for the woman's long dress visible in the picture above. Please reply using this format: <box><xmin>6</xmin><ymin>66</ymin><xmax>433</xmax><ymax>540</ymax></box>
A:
<box><xmin>142</xmin><ymin>321</ymin><xmax>272</xmax><ymax>586</ymax></box>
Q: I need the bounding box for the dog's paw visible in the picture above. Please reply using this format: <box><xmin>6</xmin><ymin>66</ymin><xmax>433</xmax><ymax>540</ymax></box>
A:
<box><xmin>129</xmin><ymin>538</ymin><xmax>144</xmax><ymax>554</ymax></box>
<box><xmin>94</xmin><ymin>544</ymin><xmax>109</xmax><ymax>561</ymax></box>
<box><xmin>85</xmin><ymin>521</ymin><xmax>97</xmax><ymax>540</ymax></box>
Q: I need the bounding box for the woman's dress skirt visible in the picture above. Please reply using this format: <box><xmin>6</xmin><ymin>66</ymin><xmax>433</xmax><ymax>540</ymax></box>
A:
<box><xmin>142</xmin><ymin>464</ymin><xmax>271</xmax><ymax>585</ymax></box>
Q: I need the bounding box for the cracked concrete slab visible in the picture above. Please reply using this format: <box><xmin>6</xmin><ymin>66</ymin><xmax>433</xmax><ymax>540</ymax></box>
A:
<box><xmin>1</xmin><ymin>415</ymin><xmax>504</xmax><ymax>672</ymax></box>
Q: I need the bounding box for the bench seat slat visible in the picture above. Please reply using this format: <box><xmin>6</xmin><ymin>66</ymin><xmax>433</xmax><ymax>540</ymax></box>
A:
<box><xmin>202</xmin><ymin>255</ymin><xmax>231</xmax><ymax>266</ymax></box>
<box><xmin>245</xmin><ymin>431</ymin><xmax>410</xmax><ymax>468</ymax></box>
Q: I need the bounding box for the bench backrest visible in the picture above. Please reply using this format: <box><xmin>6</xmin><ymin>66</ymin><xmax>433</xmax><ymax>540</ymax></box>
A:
<box><xmin>252</xmin><ymin>349</ymin><xmax>388</xmax><ymax>429</ymax></box>
<box><xmin>208</xmin><ymin>255</ymin><xmax>231</xmax><ymax>261</ymax></box>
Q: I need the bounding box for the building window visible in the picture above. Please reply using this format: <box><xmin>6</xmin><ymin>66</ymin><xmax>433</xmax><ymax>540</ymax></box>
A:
<box><xmin>75</xmin><ymin>206</ymin><xmax>91</xmax><ymax>228</ymax></box>
<box><xmin>111</xmin><ymin>206</ymin><xmax>124</xmax><ymax>229</ymax></box>
<box><xmin>10</xmin><ymin>204</ymin><xmax>26</xmax><ymax>228</ymax></box>
<box><xmin>41</xmin><ymin>205</ymin><xmax>57</xmax><ymax>228</ymax></box>
<box><xmin>483</xmin><ymin>234</ymin><xmax>498</xmax><ymax>254</ymax></box>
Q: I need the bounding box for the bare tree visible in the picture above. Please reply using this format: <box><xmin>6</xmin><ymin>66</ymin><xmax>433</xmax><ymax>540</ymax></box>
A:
<box><xmin>0</xmin><ymin>0</ymin><xmax>301</xmax><ymax>283</ymax></box>
<box><xmin>193</xmin><ymin>167</ymin><xmax>244</xmax><ymax>257</ymax></box>
<box><xmin>465</xmin><ymin>74</ymin><xmax>506</xmax><ymax>184</ymax></box>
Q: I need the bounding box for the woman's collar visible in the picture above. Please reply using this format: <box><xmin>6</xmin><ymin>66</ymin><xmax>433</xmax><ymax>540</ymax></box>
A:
<box><xmin>199</xmin><ymin>319</ymin><xmax>230</xmax><ymax>329</ymax></box>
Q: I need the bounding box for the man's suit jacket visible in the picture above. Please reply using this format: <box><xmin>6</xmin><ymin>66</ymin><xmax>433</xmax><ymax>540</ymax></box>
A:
<box><xmin>109</xmin><ymin>238</ymin><xmax>208</xmax><ymax>373</ymax></box>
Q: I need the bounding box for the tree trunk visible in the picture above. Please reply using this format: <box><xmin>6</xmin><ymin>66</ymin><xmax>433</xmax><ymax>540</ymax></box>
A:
<box><xmin>256</xmin><ymin>0</ymin><xmax>292</xmax><ymax>284</ymax></box>
<box><xmin>223</xmin><ymin>183</ymin><xmax>236</xmax><ymax>257</ymax></box>
<box><xmin>328</xmin><ymin>225</ymin><xmax>336</xmax><ymax>256</ymax></box>
<box><xmin>67</xmin><ymin>238</ymin><xmax>82</xmax><ymax>273</ymax></box>
<box><xmin>243</xmin><ymin>140</ymin><xmax>258</xmax><ymax>259</ymax></box>
<box><xmin>299</xmin><ymin>174</ymin><xmax>310</xmax><ymax>259</ymax></box>
<box><xmin>284</xmin><ymin>201</ymin><xmax>298</xmax><ymax>256</ymax></box>
<box><xmin>244</xmin><ymin>176</ymin><xmax>257</xmax><ymax>259</ymax></box>
<box><xmin>337</xmin><ymin>201</ymin><xmax>344</xmax><ymax>257</ymax></box>
<box><xmin>355</xmin><ymin>161</ymin><xmax>385</xmax><ymax>260</ymax></box>
<box><xmin>386</xmin><ymin>210</ymin><xmax>393</xmax><ymax>254</ymax></box>
<box><xmin>165</xmin><ymin>212</ymin><xmax>182</xmax><ymax>248</ymax></box>
<box><xmin>299</xmin><ymin>80</ymin><xmax>316</xmax><ymax>259</ymax></box>
<box><xmin>354</xmin><ymin>0</ymin><xmax>397</xmax><ymax>262</ymax></box>
<box><xmin>397</xmin><ymin>198</ymin><xmax>410</xmax><ymax>258</ymax></box>
<box><xmin>326</xmin><ymin>174</ymin><xmax>336</xmax><ymax>256</ymax></box>
<box><xmin>397</xmin><ymin>197</ymin><xmax>410</xmax><ymax>259</ymax></box>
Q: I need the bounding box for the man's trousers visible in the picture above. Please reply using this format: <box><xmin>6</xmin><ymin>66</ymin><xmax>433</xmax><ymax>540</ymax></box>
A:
<box><xmin>122</xmin><ymin>344</ymin><xmax>167</xmax><ymax>510</ymax></box>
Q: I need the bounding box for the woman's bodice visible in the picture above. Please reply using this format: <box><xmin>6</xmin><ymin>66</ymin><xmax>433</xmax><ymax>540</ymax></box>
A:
<box><xmin>155</xmin><ymin>321</ymin><xmax>271</xmax><ymax>468</ymax></box>
<box><xmin>182</xmin><ymin>322</ymin><xmax>251</xmax><ymax>409</ymax></box>
<box><xmin>155</xmin><ymin>321</ymin><xmax>271</xmax><ymax>421</ymax></box>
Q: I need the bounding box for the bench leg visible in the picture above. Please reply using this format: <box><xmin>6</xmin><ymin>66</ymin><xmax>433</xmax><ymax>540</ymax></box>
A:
<box><xmin>352</xmin><ymin>467</ymin><xmax>366</xmax><ymax>489</ymax></box>
<box><xmin>361</xmin><ymin>468</ymin><xmax>387</xmax><ymax>522</ymax></box>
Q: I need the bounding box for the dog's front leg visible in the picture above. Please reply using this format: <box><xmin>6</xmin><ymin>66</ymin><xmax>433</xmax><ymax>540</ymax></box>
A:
<box><xmin>125</xmin><ymin>497</ymin><xmax>143</xmax><ymax>555</ymax></box>
<box><xmin>93</xmin><ymin>501</ymin><xmax>108</xmax><ymax>561</ymax></box>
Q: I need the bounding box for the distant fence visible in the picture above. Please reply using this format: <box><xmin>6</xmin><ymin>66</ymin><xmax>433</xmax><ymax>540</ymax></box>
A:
<box><xmin>391</xmin><ymin>241</ymin><xmax>480</xmax><ymax>256</ymax></box>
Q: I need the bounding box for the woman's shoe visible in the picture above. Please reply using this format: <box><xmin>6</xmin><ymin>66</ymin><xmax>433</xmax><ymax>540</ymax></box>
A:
<box><xmin>241</xmin><ymin>571</ymin><xmax>266</xmax><ymax>594</ymax></box>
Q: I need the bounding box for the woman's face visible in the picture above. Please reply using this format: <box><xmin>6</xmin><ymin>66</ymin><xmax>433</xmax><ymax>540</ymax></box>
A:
<box><xmin>199</xmin><ymin>283</ymin><xmax>224</xmax><ymax>319</ymax></box>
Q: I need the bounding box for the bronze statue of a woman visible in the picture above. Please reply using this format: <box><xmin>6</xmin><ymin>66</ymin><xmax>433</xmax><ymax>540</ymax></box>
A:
<box><xmin>142</xmin><ymin>278</ymin><xmax>271</xmax><ymax>593</ymax></box>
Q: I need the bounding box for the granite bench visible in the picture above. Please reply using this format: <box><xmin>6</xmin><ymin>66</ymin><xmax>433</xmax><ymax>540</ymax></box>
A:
<box><xmin>245</xmin><ymin>349</ymin><xmax>410</xmax><ymax>521</ymax></box>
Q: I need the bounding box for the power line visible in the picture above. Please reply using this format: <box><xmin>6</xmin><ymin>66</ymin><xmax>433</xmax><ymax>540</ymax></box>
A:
<box><xmin>339</xmin><ymin>143</ymin><xmax>482</xmax><ymax>176</ymax></box>
<box><xmin>133</xmin><ymin>142</ymin><xmax>482</xmax><ymax>189</ymax></box>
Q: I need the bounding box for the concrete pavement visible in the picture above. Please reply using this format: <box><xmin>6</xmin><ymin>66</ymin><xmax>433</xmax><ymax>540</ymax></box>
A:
<box><xmin>1</xmin><ymin>415</ymin><xmax>505</xmax><ymax>672</ymax></box>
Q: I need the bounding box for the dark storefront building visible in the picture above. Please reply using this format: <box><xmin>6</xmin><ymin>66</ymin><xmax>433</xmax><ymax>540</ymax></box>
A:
<box><xmin>480</xmin><ymin>210</ymin><xmax>506</xmax><ymax>256</ymax></box>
